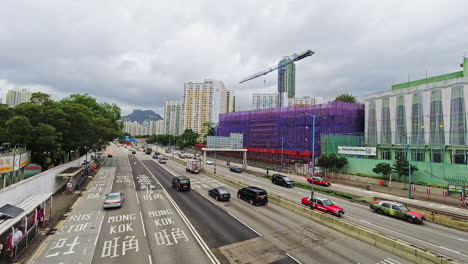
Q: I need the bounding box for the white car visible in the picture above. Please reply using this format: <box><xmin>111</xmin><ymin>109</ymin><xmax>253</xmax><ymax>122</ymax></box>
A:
<box><xmin>205</xmin><ymin>160</ymin><xmax>214</xmax><ymax>165</ymax></box>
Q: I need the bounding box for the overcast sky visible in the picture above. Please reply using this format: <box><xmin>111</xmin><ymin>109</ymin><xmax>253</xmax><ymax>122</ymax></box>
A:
<box><xmin>1</xmin><ymin>0</ymin><xmax>467</xmax><ymax>116</ymax></box>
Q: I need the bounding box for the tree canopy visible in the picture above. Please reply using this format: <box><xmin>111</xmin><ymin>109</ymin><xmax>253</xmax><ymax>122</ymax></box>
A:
<box><xmin>335</xmin><ymin>93</ymin><xmax>358</xmax><ymax>104</ymax></box>
<box><xmin>0</xmin><ymin>93</ymin><xmax>123</xmax><ymax>171</ymax></box>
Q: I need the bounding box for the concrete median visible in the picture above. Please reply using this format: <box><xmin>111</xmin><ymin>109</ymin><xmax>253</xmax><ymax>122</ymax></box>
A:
<box><xmin>201</xmin><ymin>170</ymin><xmax>460</xmax><ymax>264</ymax></box>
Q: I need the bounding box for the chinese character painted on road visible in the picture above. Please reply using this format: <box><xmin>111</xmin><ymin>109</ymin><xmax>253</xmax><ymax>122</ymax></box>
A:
<box><xmin>46</xmin><ymin>236</ymin><xmax>80</xmax><ymax>258</ymax></box>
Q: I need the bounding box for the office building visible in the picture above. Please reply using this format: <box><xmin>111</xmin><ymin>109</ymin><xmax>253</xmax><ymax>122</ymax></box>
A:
<box><xmin>182</xmin><ymin>79</ymin><xmax>232</xmax><ymax>134</ymax></box>
<box><xmin>6</xmin><ymin>88</ymin><xmax>31</xmax><ymax>108</ymax></box>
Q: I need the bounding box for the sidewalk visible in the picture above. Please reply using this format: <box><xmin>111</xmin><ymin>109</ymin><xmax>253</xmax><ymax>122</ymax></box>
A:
<box><xmin>11</xmin><ymin>166</ymin><xmax>100</xmax><ymax>263</ymax></box>
<box><xmin>222</xmin><ymin>161</ymin><xmax>468</xmax><ymax>218</ymax></box>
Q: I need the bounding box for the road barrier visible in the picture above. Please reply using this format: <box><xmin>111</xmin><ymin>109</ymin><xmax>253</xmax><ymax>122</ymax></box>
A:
<box><xmin>201</xmin><ymin>169</ymin><xmax>460</xmax><ymax>264</ymax></box>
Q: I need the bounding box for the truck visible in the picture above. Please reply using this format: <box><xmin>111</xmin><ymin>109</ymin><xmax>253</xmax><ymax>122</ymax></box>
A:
<box><xmin>145</xmin><ymin>148</ymin><xmax>152</xmax><ymax>154</ymax></box>
<box><xmin>186</xmin><ymin>159</ymin><xmax>201</xmax><ymax>174</ymax></box>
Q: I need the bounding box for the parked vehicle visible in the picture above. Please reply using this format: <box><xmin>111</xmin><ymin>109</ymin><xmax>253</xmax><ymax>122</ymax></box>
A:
<box><xmin>107</xmin><ymin>154</ymin><xmax>113</xmax><ymax>158</ymax></box>
<box><xmin>145</xmin><ymin>148</ymin><xmax>152</xmax><ymax>154</ymax></box>
<box><xmin>208</xmin><ymin>187</ymin><xmax>231</xmax><ymax>201</ymax></box>
<box><xmin>178</xmin><ymin>154</ymin><xmax>185</xmax><ymax>159</ymax></box>
<box><xmin>172</xmin><ymin>176</ymin><xmax>191</xmax><ymax>191</ymax></box>
<box><xmin>186</xmin><ymin>159</ymin><xmax>201</xmax><ymax>174</ymax></box>
<box><xmin>195</xmin><ymin>153</ymin><xmax>200</xmax><ymax>157</ymax></box>
<box><xmin>301</xmin><ymin>196</ymin><xmax>344</xmax><ymax>216</ymax></box>
<box><xmin>271</xmin><ymin>174</ymin><xmax>294</xmax><ymax>188</ymax></box>
<box><xmin>132</xmin><ymin>150</ymin><xmax>136</xmax><ymax>154</ymax></box>
<box><xmin>307</xmin><ymin>177</ymin><xmax>331</xmax><ymax>186</ymax></box>
<box><xmin>205</xmin><ymin>160</ymin><xmax>214</xmax><ymax>165</ymax></box>
<box><xmin>158</xmin><ymin>157</ymin><xmax>168</xmax><ymax>164</ymax></box>
<box><xmin>165</xmin><ymin>149</ymin><xmax>171</xmax><ymax>153</ymax></box>
<box><xmin>237</xmin><ymin>187</ymin><xmax>268</xmax><ymax>205</ymax></box>
<box><xmin>370</xmin><ymin>201</ymin><xmax>425</xmax><ymax>224</ymax></box>
<box><xmin>152</xmin><ymin>154</ymin><xmax>158</xmax><ymax>159</ymax></box>
<box><xmin>104</xmin><ymin>192</ymin><xmax>124</xmax><ymax>209</ymax></box>
<box><xmin>229</xmin><ymin>166</ymin><xmax>243</xmax><ymax>173</ymax></box>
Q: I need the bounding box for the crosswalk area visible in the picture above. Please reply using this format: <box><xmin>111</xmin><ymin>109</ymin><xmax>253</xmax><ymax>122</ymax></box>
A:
<box><xmin>188</xmin><ymin>178</ymin><xmax>223</xmax><ymax>189</ymax></box>
<box><xmin>377</xmin><ymin>257</ymin><xmax>402</xmax><ymax>264</ymax></box>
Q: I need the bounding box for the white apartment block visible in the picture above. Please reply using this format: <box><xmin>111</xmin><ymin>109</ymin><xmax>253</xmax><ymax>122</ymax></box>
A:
<box><xmin>251</xmin><ymin>93</ymin><xmax>288</xmax><ymax>110</ymax></box>
<box><xmin>182</xmin><ymin>79</ymin><xmax>232</xmax><ymax>134</ymax></box>
<box><xmin>164</xmin><ymin>100</ymin><xmax>182</xmax><ymax>135</ymax></box>
<box><xmin>6</xmin><ymin>88</ymin><xmax>31</xmax><ymax>108</ymax></box>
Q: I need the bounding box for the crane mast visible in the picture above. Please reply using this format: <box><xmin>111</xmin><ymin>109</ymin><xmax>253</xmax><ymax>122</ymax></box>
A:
<box><xmin>239</xmin><ymin>49</ymin><xmax>315</xmax><ymax>107</ymax></box>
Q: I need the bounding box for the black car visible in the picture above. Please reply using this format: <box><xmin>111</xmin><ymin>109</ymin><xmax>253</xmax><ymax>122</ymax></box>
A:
<box><xmin>229</xmin><ymin>166</ymin><xmax>243</xmax><ymax>173</ymax></box>
<box><xmin>237</xmin><ymin>187</ymin><xmax>268</xmax><ymax>205</ymax></box>
<box><xmin>271</xmin><ymin>174</ymin><xmax>294</xmax><ymax>188</ymax></box>
<box><xmin>132</xmin><ymin>150</ymin><xmax>136</xmax><ymax>154</ymax></box>
<box><xmin>172</xmin><ymin>176</ymin><xmax>191</xmax><ymax>191</ymax></box>
<box><xmin>208</xmin><ymin>187</ymin><xmax>231</xmax><ymax>201</ymax></box>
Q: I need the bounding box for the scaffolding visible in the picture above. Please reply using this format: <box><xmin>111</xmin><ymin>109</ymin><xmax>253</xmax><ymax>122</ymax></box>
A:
<box><xmin>217</xmin><ymin>102</ymin><xmax>365</xmax><ymax>167</ymax></box>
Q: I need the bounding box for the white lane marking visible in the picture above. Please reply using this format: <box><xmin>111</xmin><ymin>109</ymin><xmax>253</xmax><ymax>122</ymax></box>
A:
<box><xmin>148</xmin><ymin>254</ymin><xmax>153</xmax><ymax>264</ymax></box>
<box><xmin>227</xmin><ymin>212</ymin><xmax>262</xmax><ymax>237</ymax></box>
<box><xmin>132</xmin><ymin>178</ymin><xmax>136</xmax><ymax>189</ymax></box>
<box><xmin>94</xmin><ymin>214</ymin><xmax>105</xmax><ymax>245</ymax></box>
<box><xmin>140</xmin><ymin>211</ymin><xmax>147</xmax><ymax>237</ymax></box>
<box><xmin>381</xmin><ymin>257</ymin><xmax>401</xmax><ymax>264</ymax></box>
<box><xmin>346</xmin><ymin>215</ymin><xmax>468</xmax><ymax>259</ymax></box>
<box><xmin>286</xmin><ymin>253</ymin><xmax>303</xmax><ymax>264</ymax></box>
<box><xmin>134</xmin><ymin>190</ymin><xmax>140</xmax><ymax>204</ymax></box>
<box><xmin>139</xmin><ymin>160</ymin><xmax>220</xmax><ymax>264</ymax></box>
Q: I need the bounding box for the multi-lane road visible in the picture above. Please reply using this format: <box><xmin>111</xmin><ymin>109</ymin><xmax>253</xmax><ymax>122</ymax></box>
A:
<box><xmin>27</xmin><ymin>144</ymin><xmax>412</xmax><ymax>263</ymax></box>
<box><xmin>179</xmin><ymin>154</ymin><xmax>468</xmax><ymax>263</ymax></box>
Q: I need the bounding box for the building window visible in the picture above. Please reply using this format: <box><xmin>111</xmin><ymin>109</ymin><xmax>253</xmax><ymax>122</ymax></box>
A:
<box><xmin>452</xmin><ymin>150</ymin><xmax>467</xmax><ymax>164</ymax></box>
<box><xmin>381</xmin><ymin>150</ymin><xmax>391</xmax><ymax>160</ymax></box>
<box><xmin>395</xmin><ymin>96</ymin><xmax>407</xmax><ymax>144</ymax></box>
<box><xmin>367</xmin><ymin>101</ymin><xmax>377</xmax><ymax>145</ymax></box>
<box><xmin>430</xmin><ymin>150</ymin><xmax>442</xmax><ymax>163</ymax></box>
<box><xmin>396</xmin><ymin>151</ymin><xmax>407</xmax><ymax>159</ymax></box>
<box><xmin>411</xmin><ymin>149</ymin><xmax>424</xmax><ymax>162</ymax></box>
<box><xmin>430</xmin><ymin>90</ymin><xmax>445</xmax><ymax>145</ymax></box>
<box><xmin>411</xmin><ymin>93</ymin><xmax>425</xmax><ymax>145</ymax></box>
<box><xmin>381</xmin><ymin>98</ymin><xmax>392</xmax><ymax>144</ymax></box>
<box><xmin>449</xmin><ymin>85</ymin><xmax>466</xmax><ymax>145</ymax></box>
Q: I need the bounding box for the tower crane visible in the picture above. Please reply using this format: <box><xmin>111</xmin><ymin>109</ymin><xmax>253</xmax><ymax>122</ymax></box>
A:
<box><xmin>239</xmin><ymin>49</ymin><xmax>315</xmax><ymax>107</ymax></box>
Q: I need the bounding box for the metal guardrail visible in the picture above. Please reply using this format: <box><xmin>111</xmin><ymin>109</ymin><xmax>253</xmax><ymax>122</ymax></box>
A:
<box><xmin>374</xmin><ymin>197</ymin><xmax>468</xmax><ymax>221</ymax></box>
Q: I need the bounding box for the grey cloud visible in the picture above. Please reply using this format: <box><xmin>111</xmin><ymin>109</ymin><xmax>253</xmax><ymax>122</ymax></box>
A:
<box><xmin>0</xmin><ymin>0</ymin><xmax>467</xmax><ymax>113</ymax></box>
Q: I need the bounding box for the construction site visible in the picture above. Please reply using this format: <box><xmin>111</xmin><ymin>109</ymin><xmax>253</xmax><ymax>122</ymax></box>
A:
<box><xmin>215</xmin><ymin>101</ymin><xmax>364</xmax><ymax>172</ymax></box>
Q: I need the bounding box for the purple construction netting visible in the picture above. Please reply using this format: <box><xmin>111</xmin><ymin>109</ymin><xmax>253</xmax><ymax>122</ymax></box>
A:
<box><xmin>217</xmin><ymin>101</ymin><xmax>364</xmax><ymax>156</ymax></box>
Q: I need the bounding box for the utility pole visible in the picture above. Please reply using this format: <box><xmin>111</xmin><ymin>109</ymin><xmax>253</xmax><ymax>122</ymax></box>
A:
<box><xmin>310</xmin><ymin>115</ymin><xmax>317</xmax><ymax>207</ymax></box>
<box><xmin>281</xmin><ymin>137</ymin><xmax>284</xmax><ymax>172</ymax></box>
<box><xmin>407</xmin><ymin>135</ymin><xmax>413</xmax><ymax>199</ymax></box>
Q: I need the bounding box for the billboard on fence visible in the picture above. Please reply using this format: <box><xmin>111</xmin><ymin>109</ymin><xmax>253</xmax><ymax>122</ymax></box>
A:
<box><xmin>20</xmin><ymin>152</ymin><xmax>30</xmax><ymax>168</ymax></box>
<box><xmin>0</xmin><ymin>155</ymin><xmax>14</xmax><ymax>173</ymax></box>
<box><xmin>338</xmin><ymin>146</ymin><xmax>376</xmax><ymax>156</ymax></box>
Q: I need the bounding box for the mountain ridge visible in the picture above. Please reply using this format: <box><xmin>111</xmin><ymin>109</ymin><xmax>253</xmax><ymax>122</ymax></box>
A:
<box><xmin>121</xmin><ymin>109</ymin><xmax>162</xmax><ymax>123</ymax></box>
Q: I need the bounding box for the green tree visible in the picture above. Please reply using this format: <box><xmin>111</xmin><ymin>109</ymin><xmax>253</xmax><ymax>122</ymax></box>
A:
<box><xmin>201</xmin><ymin>121</ymin><xmax>216</xmax><ymax>144</ymax></box>
<box><xmin>177</xmin><ymin>129</ymin><xmax>199</xmax><ymax>149</ymax></box>
<box><xmin>373</xmin><ymin>163</ymin><xmax>392</xmax><ymax>180</ymax></box>
<box><xmin>317</xmin><ymin>154</ymin><xmax>347</xmax><ymax>176</ymax></box>
<box><xmin>30</xmin><ymin>123</ymin><xmax>62</xmax><ymax>171</ymax></box>
<box><xmin>335</xmin><ymin>93</ymin><xmax>358</xmax><ymax>104</ymax></box>
<box><xmin>392</xmin><ymin>156</ymin><xmax>418</xmax><ymax>179</ymax></box>
<box><xmin>6</xmin><ymin>116</ymin><xmax>32</xmax><ymax>146</ymax></box>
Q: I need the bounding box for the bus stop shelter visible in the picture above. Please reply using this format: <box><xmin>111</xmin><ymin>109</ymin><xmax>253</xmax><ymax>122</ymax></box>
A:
<box><xmin>0</xmin><ymin>193</ymin><xmax>52</xmax><ymax>261</ymax></box>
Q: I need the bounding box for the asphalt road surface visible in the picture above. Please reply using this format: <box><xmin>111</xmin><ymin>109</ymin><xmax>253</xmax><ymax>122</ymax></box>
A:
<box><xmin>27</xmin><ymin>144</ymin><xmax>411</xmax><ymax>264</ymax></box>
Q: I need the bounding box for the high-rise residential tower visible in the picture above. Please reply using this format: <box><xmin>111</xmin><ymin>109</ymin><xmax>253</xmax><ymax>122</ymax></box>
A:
<box><xmin>164</xmin><ymin>100</ymin><xmax>182</xmax><ymax>135</ymax></box>
<box><xmin>182</xmin><ymin>79</ymin><xmax>232</xmax><ymax>134</ymax></box>
<box><xmin>6</xmin><ymin>88</ymin><xmax>31</xmax><ymax>108</ymax></box>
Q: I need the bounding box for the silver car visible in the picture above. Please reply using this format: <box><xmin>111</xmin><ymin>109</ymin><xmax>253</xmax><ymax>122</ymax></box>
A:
<box><xmin>103</xmin><ymin>192</ymin><xmax>124</xmax><ymax>209</ymax></box>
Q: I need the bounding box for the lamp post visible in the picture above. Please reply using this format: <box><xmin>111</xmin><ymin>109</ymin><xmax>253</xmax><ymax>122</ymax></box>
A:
<box><xmin>301</xmin><ymin>112</ymin><xmax>317</xmax><ymax>208</ymax></box>
<box><xmin>407</xmin><ymin>135</ymin><xmax>413</xmax><ymax>199</ymax></box>
<box><xmin>280</xmin><ymin>137</ymin><xmax>284</xmax><ymax>172</ymax></box>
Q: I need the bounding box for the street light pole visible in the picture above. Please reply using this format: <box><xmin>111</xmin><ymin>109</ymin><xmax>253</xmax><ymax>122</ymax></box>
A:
<box><xmin>214</xmin><ymin>144</ymin><xmax>217</xmax><ymax>174</ymax></box>
<box><xmin>407</xmin><ymin>135</ymin><xmax>413</xmax><ymax>199</ymax></box>
<box><xmin>310</xmin><ymin>115</ymin><xmax>317</xmax><ymax>207</ymax></box>
<box><xmin>281</xmin><ymin>137</ymin><xmax>284</xmax><ymax>172</ymax></box>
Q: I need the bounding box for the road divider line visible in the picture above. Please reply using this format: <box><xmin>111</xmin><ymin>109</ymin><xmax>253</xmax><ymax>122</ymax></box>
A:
<box><xmin>140</xmin><ymin>211</ymin><xmax>147</xmax><ymax>237</ymax></box>
<box><xmin>227</xmin><ymin>212</ymin><xmax>262</xmax><ymax>237</ymax></box>
<box><xmin>135</xmin><ymin>192</ymin><xmax>140</xmax><ymax>205</ymax></box>
<box><xmin>94</xmin><ymin>214</ymin><xmax>105</xmax><ymax>245</ymax></box>
<box><xmin>148</xmin><ymin>254</ymin><xmax>153</xmax><ymax>264</ymax></box>
<box><xmin>138</xmin><ymin>159</ymin><xmax>220</xmax><ymax>264</ymax></box>
<box><xmin>286</xmin><ymin>253</ymin><xmax>303</xmax><ymax>264</ymax></box>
